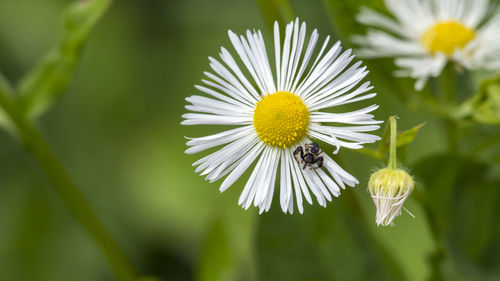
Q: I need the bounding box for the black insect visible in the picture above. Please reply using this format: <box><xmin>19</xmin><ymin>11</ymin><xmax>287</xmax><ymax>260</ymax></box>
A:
<box><xmin>293</xmin><ymin>142</ymin><xmax>323</xmax><ymax>170</ymax></box>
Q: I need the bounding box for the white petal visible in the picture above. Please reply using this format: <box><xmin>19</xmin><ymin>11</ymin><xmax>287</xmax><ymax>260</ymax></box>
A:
<box><xmin>228</xmin><ymin>30</ymin><xmax>267</xmax><ymax>95</ymax></box>
<box><xmin>219</xmin><ymin>141</ymin><xmax>265</xmax><ymax>192</ymax></box>
<box><xmin>279</xmin><ymin>148</ymin><xmax>293</xmax><ymax>213</ymax></box>
<box><xmin>185</xmin><ymin>125</ymin><xmax>254</xmax><ymax>154</ymax></box>
<box><xmin>181</xmin><ymin>113</ymin><xmax>252</xmax><ymax>125</ymax></box>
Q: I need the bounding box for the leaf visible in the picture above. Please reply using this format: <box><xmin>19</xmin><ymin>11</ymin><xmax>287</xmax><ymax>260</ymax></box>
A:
<box><xmin>358</xmin><ymin>120</ymin><xmax>424</xmax><ymax>160</ymax></box>
<box><xmin>256</xmin><ymin>0</ymin><xmax>295</xmax><ymax>32</ymax></box>
<box><xmin>323</xmin><ymin>0</ymin><xmax>384</xmax><ymax>41</ymax></box>
<box><xmin>357</xmin><ymin>147</ymin><xmax>384</xmax><ymax>160</ymax></box>
<box><xmin>135</xmin><ymin>277</ymin><xmax>162</xmax><ymax>281</ymax></box>
<box><xmin>196</xmin><ymin>209</ymin><xmax>257</xmax><ymax>281</ymax></box>
<box><xmin>412</xmin><ymin>154</ymin><xmax>500</xmax><ymax>280</ymax></box>
<box><xmin>471</xmin><ymin>79</ymin><xmax>500</xmax><ymax>125</ymax></box>
<box><xmin>196</xmin><ymin>220</ymin><xmax>234</xmax><ymax>281</ymax></box>
<box><xmin>256</xmin><ymin>191</ymin><xmax>407</xmax><ymax>281</ymax></box>
<box><xmin>397</xmin><ymin>122</ymin><xmax>426</xmax><ymax>147</ymax></box>
<box><xmin>0</xmin><ymin>72</ymin><xmax>15</xmax><ymax>132</ymax></box>
<box><xmin>17</xmin><ymin>0</ymin><xmax>112</xmax><ymax>119</ymax></box>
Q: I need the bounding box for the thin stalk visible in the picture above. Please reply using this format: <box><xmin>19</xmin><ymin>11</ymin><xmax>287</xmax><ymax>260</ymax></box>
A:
<box><xmin>441</xmin><ymin>64</ymin><xmax>456</xmax><ymax>103</ymax></box>
<box><xmin>445</xmin><ymin>119</ymin><xmax>458</xmax><ymax>153</ymax></box>
<box><xmin>440</xmin><ymin>65</ymin><xmax>460</xmax><ymax>153</ymax></box>
<box><xmin>0</xmin><ymin>78</ymin><xmax>136</xmax><ymax>281</ymax></box>
<box><xmin>387</xmin><ymin>116</ymin><xmax>397</xmax><ymax>170</ymax></box>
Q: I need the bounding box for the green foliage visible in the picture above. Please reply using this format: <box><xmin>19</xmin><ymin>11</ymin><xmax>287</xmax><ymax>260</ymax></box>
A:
<box><xmin>0</xmin><ymin>72</ymin><xmax>15</xmax><ymax>131</ymax></box>
<box><xmin>197</xmin><ymin>220</ymin><xmax>235</xmax><ymax>281</ymax></box>
<box><xmin>471</xmin><ymin>76</ymin><xmax>500</xmax><ymax>124</ymax></box>
<box><xmin>196</xmin><ymin>206</ymin><xmax>258</xmax><ymax>281</ymax></box>
<box><xmin>256</xmin><ymin>192</ymin><xmax>407</xmax><ymax>281</ymax></box>
<box><xmin>256</xmin><ymin>0</ymin><xmax>295</xmax><ymax>32</ymax></box>
<box><xmin>412</xmin><ymin>154</ymin><xmax>500</xmax><ymax>280</ymax></box>
<box><xmin>396</xmin><ymin>122</ymin><xmax>426</xmax><ymax>147</ymax></box>
<box><xmin>323</xmin><ymin>0</ymin><xmax>384</xmax><ymax>40</ymax></box>
<box><xmin>0</xmin><ymin>0</ymin><xmax>499</xmax><ymax>281</ymax></box>
<box><xmin>358</xmin><ymin>120</ymin><xmax>426</xmax><ymax>160</ymax></box>
<box><xmin>136</xmin><ymin>278</ymin><xmax>162</xmax><ymax>281</ymax></box>
<box><xmin>17</xmin><ymin>0</ymin><xmax>111</xmax><ymax>120</ymax></box>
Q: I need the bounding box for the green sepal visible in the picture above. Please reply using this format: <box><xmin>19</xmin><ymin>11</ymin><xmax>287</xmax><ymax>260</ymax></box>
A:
<box><xmin>396</xmin><ymin>122</ymin><xmax>426</xmax><ymax>147</ymax></box>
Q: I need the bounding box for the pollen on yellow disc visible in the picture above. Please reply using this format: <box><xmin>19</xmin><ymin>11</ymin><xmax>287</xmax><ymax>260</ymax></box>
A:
<box><xmin>421</xmin><ymin>21</ymin><xmax>475</xmax><ymax>55</ymax></box>
<box><xmin>253</xmin><ymin>91</ymin><xmax>309</xmax><ymax>148</ymax></box>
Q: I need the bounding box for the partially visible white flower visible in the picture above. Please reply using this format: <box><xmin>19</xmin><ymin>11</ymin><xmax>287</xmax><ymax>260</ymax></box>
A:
<box><xmin>183</xmin><ymin>19</ymin><xmax>381</xmax><ymax>214</ymax></box>
<box><xmin>354</xmin><ymin>0</ymin><xmax>500</xmax><ymax>90</ymax></box>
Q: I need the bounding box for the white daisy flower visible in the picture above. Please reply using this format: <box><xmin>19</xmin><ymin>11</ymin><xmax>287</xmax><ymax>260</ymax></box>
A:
<box><xmin>354</xmin><ymin>0</ymin><xmax>500</xmax><ymax>90</ymax></box>
<box><xmin>182</xmin><ymin>19</ymin><xmax>381</xmax><ymax>214</ymax></box>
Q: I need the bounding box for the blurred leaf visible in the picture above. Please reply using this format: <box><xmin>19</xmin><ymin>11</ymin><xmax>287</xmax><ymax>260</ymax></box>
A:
<box><xmin>0</xmin><ymin>72</ymin><xmax>15</xmax><ymax>132</ymax></box>
<box><xmin>357</xmin><ymin>147</ymin><xmax>384</xmax><ymax>160</ymax></box>
<box><xmin>17</xmin><ymin>0</ymin><xmax>111</xmax><ymax>119</ymax></box>
<box><xmin>256</xmin><ymin>0</ymin><xmax>295</xmax><ymax>32</ymax></box>
<box><xmin>397</xmin><ymin>122</ymin><xmax>426</xmax><ymax>147</ymax></box>
<box><xmin>135</xmin><ymin>277</ymin><xmax>162</xmax><ymax>281</ymax></box>
<box><xmin>322</xmin><ymin>0</ymin><xmax>384</xmax><ymax>41</ymax></box>
<box><xmin>256</xmin><ymin>191</ymin><xmax>407</xmax><ymax>281</ymax></box>
<box><xmin>471</xmin><ymin>77</ymin><xmax>500</xmax><ymax>125</ymax></box>
<box><xmin>412</xmin><ymin>154</ymin><xmax>500</xmax><ymax>280</ymax></box>
<box><xmin>359</xmin><ymin>120</ymin><xmax>425</xmax><ymax>161</ymax></box>
<box><xmin>196</xmin><ymin>220</ymin><xmax>235</xmax><ymax>281</ymax></box>
<box><xmin>196</xmin><ymin>207</ymin><xmax>257</xmax><ymax>281</ymax></box>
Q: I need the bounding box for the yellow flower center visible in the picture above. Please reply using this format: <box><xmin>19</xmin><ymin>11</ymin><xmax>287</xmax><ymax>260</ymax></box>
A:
<box><xmin>421</xmin><ymin>21</ymin><xmax>475</xmax><ymax>55</ymax></box>
<box><xmin>253</xmin><ymin>91</ymin><xmax>309</xmax><ymax>148</ymax></box>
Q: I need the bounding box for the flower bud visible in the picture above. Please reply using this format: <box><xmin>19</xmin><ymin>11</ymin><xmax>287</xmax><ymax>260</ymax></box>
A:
<box><xmin>368</xmin><ymin>167</ymin><xmax>414</xmax><ymax>226</ymax></box>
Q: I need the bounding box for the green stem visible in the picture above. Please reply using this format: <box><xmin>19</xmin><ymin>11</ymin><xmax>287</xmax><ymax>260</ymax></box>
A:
<box><xmin>444</xmin><ymin>119</ymin><xmax>458</xmax><ymax>153</ymax></box>
<box><xmin>440</xmin><ymin>65</ymin><xmax>460</xmax><ymax>153</ymax></box>
<box><xmin>441</xmin><ymin>64</ymin><xmax>456</xmax><ymax>103</ymax></box>
<box><xmin>387</xmin><ymin>116</ymin><xmax>397</xmax><ymax>170</ymax></box>
<box><xmin>0</xmin><ymin>78</ymin><xmax>136</xmax><ymax>281</ymax></box>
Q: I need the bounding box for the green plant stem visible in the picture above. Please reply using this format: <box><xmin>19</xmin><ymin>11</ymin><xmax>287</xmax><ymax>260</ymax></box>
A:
<box><xmin>441</xmin><ymin>64</ymin><xmax>456</xmax><ymax>103</ymax></box>
<box><xmin>0</xmin><ymin>80</ymin><xmax>136</xmax><ymax>281</ymax></box>
<box><xmin>387</xmin><ymin>116</ymin><xmax>397</xmax><ymax>170</ymax></box>
<box><xmin>444</xmin><ymin>119</ymin><xmax>458</xmax><ymax>153</ymax></box>
<box><xmin>440</xmin><ymin>65</ymin><xmax>460</xmax><ymax>153</ymax></box>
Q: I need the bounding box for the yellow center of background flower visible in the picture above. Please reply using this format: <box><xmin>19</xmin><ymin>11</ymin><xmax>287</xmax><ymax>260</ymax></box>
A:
<box><xmin>253</xmin><ymin>91</ymin><xmax>309</xmax><ymax>148</ymax></box>
<box><xmin>421</xmin><ymin>21</ymin><xmax>475</xmax><ymax>55</ymax></box>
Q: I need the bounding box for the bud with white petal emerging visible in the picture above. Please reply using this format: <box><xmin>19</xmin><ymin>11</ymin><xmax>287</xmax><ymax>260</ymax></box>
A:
<box><xmin>369</xmin><ymin>167</ymin><xmax>414</xmax><ymax>226</ymax></box>
<box><xmin>369</xmin><ymin>116</ymin><xmax>414</xmax><ymax>226</ymax></box>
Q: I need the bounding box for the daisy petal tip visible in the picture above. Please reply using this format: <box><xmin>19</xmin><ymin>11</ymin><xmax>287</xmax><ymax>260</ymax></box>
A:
<box><xmin>219</xmin><ymin>184</ymin><xmax>230</xmax><ymax>193</ymax></box>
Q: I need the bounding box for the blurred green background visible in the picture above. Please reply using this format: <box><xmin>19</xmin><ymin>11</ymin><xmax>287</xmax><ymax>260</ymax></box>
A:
<box><xmin>0</xmin><ymin>0</ymin><xmax>499</xmax><ymax>281</ymax></box>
